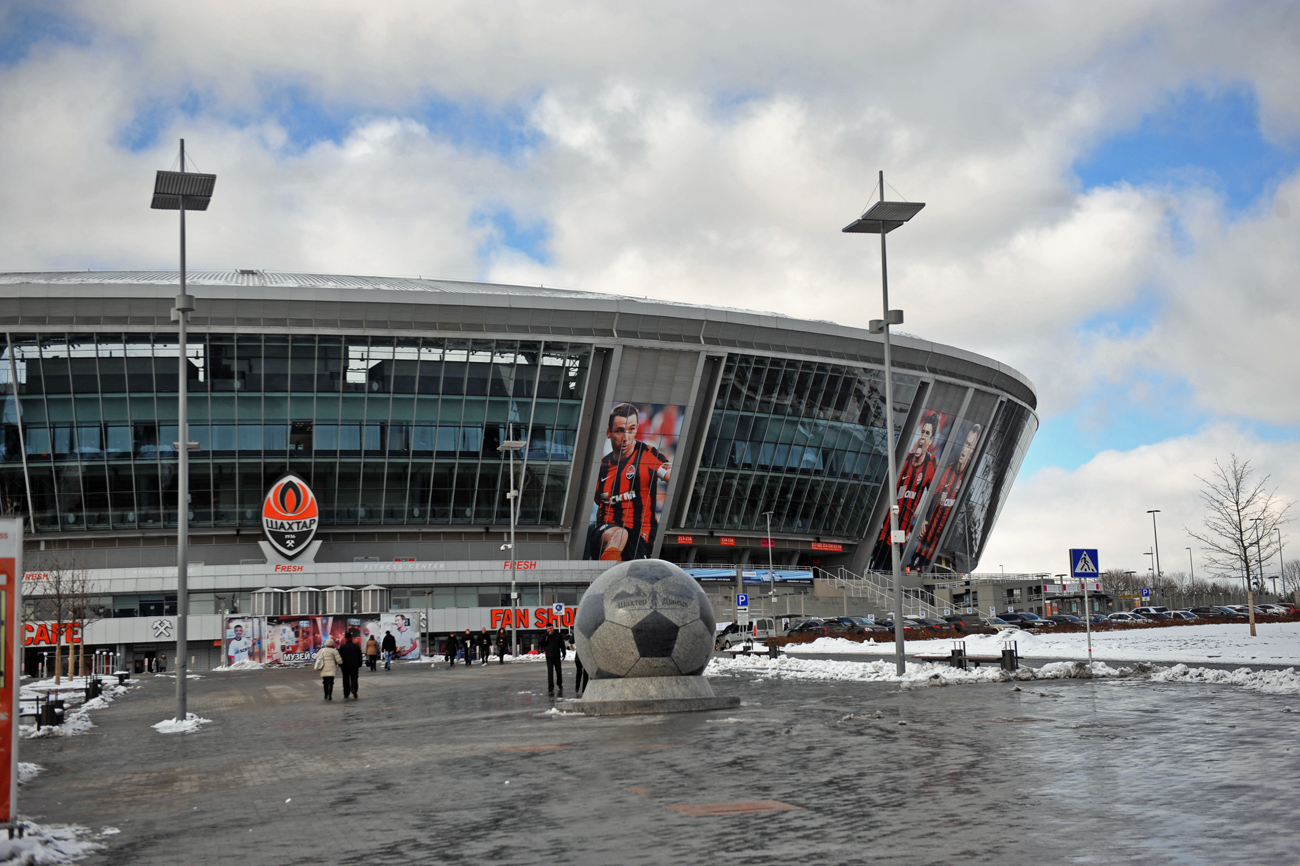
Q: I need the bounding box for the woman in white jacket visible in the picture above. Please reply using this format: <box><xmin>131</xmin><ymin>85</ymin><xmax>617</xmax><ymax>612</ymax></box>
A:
<box><xmin>314</xmin><ymin>637</ymin><xmax>344</xmax><ymax>700</ymax></box>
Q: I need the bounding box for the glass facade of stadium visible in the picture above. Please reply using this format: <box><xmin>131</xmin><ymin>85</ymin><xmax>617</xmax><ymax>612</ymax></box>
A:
<box><xmin>2</xmin><ymin>272</ymin><xmax>1036</xmax><ymax>669</ymax></box>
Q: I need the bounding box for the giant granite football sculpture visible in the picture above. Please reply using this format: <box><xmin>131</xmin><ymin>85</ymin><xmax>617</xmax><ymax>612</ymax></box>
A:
<box><xmin>574</xmin><ymin>559</ymin><xmax>739</xmax><ymax>714</ymax></box>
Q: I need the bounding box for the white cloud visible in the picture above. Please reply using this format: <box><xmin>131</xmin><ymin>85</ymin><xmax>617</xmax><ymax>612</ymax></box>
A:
<box><xmin>982</xmin><ymin>426</ymin><xmax>1299</xmax><ymax>576</ymax></box>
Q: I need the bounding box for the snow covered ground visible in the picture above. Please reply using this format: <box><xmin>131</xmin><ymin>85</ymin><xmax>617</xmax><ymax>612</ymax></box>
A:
<box><xmin>19</xmin><ymin>676</ymin><xmax>135</xmax><ymax>740</ymax></box>
<box><xmin>707</xmin><ymin>655</ymin><xmax>1300</xmax><ymax>696</ymax></box>
<box><xmin>0</xmin><ymin>821</ymin><xmax>102</xmax><ymax>864</ymax></box>
<box><xmin>782</xmin><ymin>621</ymin><xmax>1300</xmax><ymax>666</ymax></box>
<box><xmin>152</xmin><ymin>713</ymin><xmax>212</xmax><ymax>734</ymax></box>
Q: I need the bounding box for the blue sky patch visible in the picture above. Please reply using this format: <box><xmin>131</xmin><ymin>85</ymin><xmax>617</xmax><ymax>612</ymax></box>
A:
<box><xmin>0</xmin><ymin>3</ymin><xmax>89</xmax><ymax>67</ymax></box>
<box><xmin>473</xmin><ymin>208</ymin><xmax>553</xmax><ymax>269</ymax></box>
<box><xmin>1075</xmin><ymin>85</ymin><xmax>1300</xmax><ymax>215</ymax></box>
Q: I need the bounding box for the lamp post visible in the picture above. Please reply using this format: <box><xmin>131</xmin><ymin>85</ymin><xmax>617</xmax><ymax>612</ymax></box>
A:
<box><xmin>763</xmin><ymin>511</ymin><xmax>777</xmax><ymax>657</ymax></box>
<box><xmin>1147</xmin><ymin>509</ymin><xmax>1162</xmax><ymax>590</ymax></box>
<box><xmin>844</xmin><ymin>173</ymin><xmax>924</xmax><ymax>676</ymax></box>
<box><xmin>498</xmin><ymin>431</ymin><xmax>527</xmax><ymax>657</ymax></box>
<box><xmin>1186</xmin><ymin>547</ymin><xmax>1195</xmax><ymax>605</ymax></box>
<box><xmin>1276</xmin><ymin>528</ymin><xmax>1285</xmax><ymax>599</ymax></box>
<box><xmin>151</xmin><ymin>139</ymin><xmax>215</xmax><ymax>722</ymax></box>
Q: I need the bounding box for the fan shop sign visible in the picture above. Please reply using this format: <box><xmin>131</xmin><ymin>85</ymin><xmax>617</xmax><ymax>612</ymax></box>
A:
<box><xmin>490</xmin><ymin>607</ymin><xmax>574</xmax><ymax>629</ymax></box>
<box><xmin>23</xmin><ymin>622</ymin><xmax>82</xmax><ymax>646</ymax></box>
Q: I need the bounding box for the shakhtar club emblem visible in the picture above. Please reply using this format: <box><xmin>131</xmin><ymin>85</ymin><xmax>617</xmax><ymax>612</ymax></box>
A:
<box><xmin>262</xmin><ymin>474</ymin><xmax>319</xmax><ymax>559</ymax></box>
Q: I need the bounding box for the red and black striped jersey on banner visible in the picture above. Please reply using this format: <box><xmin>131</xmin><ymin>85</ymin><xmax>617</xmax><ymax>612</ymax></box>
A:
<box><xmin>595</xmin><ymin>440</ymin><xmax>670</xmax><ymax>543</ymax></box>
<box><xmin>914</xmin><ymin>460</ymin><xmax>965</xmax><ymax>561</ymax></box>
<box><xmin>877</xmin><ymin>450</ymin><xmax>937</xmax><ymax>543</ymax></box>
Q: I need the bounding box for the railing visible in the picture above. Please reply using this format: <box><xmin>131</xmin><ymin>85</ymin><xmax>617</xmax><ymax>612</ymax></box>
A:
<box><xmin>826</xmin><ymin>567</ymin><xmax>944</xmax><ymax>619</ymax></box>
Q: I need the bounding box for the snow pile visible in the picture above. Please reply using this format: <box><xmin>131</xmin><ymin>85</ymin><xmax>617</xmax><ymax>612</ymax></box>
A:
<box><xmin>0</xmin><ymin>821</ymin><xmax>101</xmax><ymax>864</ymax></box>
<box><xmin>20</xmin><ymin>678</ymin><xmax>134</xmax><ymax>740</ymax></box>
<box><xmin>1151</xmin><ymin>664</ymin><xmax>1300</xmax><ymax>696</ymax></box>
<box><xmin>210</xmin><ymin>660</ymin><xmax>264</xmax><ymax>672</ymax></box>
<box><xmin>18</xmin><ymin>763</ymin><xmax>44</xmax><ymax>785</ymax></box>
<box><xmin>785</xmin><ymin>621</ymin><xmax>1300</xmax><ymax>666</ymax></box>
<box><xmin>536</xmin><ymin>707</ymin><xmax>584</xmax><ymax>717</ymax></box>
<box><xmin>151</xmin><ymin>713</ymin><xmax>212</xmax><ymax>734</ymax></box>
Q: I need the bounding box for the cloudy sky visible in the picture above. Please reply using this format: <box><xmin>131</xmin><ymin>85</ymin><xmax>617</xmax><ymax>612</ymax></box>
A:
<box><xmin>2</xmin><ymin>1</ymin><xmax>1298</xmax><ymax>577</ymax></box>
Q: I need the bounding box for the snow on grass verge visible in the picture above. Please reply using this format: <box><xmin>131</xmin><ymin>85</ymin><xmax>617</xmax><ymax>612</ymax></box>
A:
<box><xmin>19</xmin><ymin>680</ymin><xmax>135</xmax><ymax>740</ymax></box>
<box><xmin>785</xmin><ymin>621</ymin><xmax>1300</xmax><ymax>666</ymax></box>
<box><xmin>707</xmin><ymin>654</ymin><xmax>1300</xmax><ymax>696</ymax></box>
<box><xmin>0</xmin><ymin>821</ymin><xmax>102</xmax><ymax>864</ymax></box>
<box><xmin>152</xmin><ymin>713</ymin><xmax>212</xmax><ymax>734</ymax></box>
<box><xmin>210</xmin><ymin>660</ymin><xmax>264</xmax><ymax>672</ymax></box>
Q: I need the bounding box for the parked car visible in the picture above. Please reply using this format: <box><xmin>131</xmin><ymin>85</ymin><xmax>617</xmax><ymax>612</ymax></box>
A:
<box><xmin>1046</xmin><ymin>615</ymin><xmax>1083</xmax><ymax>626</ymax></box>
<box><xmin>1107</xmin><ymin>612</ymin><xmax>1144</xmax><ymax>624</ymax></box>
<box><xmin>1136</xmin><ymin>611</ymin><xmax>1172</xmax><ymax>621</ymax></box>
<box><xmin>783</xmin><ymin>619</ymin><xmax>829</xmax><ymax>637</ymax></box>
<box><xmin>832</xmin><ymin>616</ymin><xmax>890</xmax><ymax>633</ymax></box>
<box><xmin>1274</xmin><ymin>603</ymin><xmax>1296</xmax><ymax>615</ymax></box>
<box><xmin>1000</xmin><ymin>612</ymin><xmax>1055</xmax><ymax>629</ymax></box>
<box><xmin>1189</xmin><ymin>606</ymin><xmax>1232</xmax><ymax>618</ymax></box>
<box><xmin>1227</xmin><ymin>605</ymin><xmax>1273</xmax><ymax>617</ymax></box>
<box><xmin>715</xmin><ymin>617</ymin><xmax>777</xmax><ymax>650</ymax></box>
<box><xmin>1132</xmin><ymin>606</ymin><xmax>1171</xmax><ymax>617</ymax></box>
<box><xmin>1169</xmin><ymin>611</ymin><xmax>1198</xmax><ymax>621</ymax></box>
<box><xmin>981</xmin><ymin>616</ymin><xmax>1019</xmax><ymax>631</ymax></box>
<box><xmin>1086</xmin><ymin>614</ymin><xmax>1111</xmax><ymax>625</ymax></box>
<box><xmin>1258</xmin><ymin>604</ymin><xmax>1290</xmax><ymax>616</ymax></box>
<box><xmin>906</xmin><ymin>616</ymin><xmax>950</xmax><ymax>631</ymax></box>
<box><xmin>1212</xmin><ymin>605</ymin><xmax>1247</xmax><ymax>617</ymax></box>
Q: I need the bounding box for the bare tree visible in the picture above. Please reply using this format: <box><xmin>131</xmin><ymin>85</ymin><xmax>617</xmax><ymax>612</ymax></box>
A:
<box><xmin>23</xmin><ymin>553</ymin><xmax>93</xmax><ymax>682</ymax></box>
<box><xmin>1283</xmin><ymin>559</ymin><xmax>1300</xmax><ymax>598</ymax></box>
<box><xmin>1186</xmin><ymin>454</ymin><xmax>1290</xmax><ymax>636</ymax></box>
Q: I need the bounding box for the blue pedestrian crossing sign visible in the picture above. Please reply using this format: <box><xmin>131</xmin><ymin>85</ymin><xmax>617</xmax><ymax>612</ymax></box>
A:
<box><xmin>1069</xmin><ymin>548</ymin><xmax>1100</xmax><ymax>578</ymax></box>
<box><xmin>737</xmin><ymin>593</ymin><xmax>749</xmax><ymax>608</ymax></box>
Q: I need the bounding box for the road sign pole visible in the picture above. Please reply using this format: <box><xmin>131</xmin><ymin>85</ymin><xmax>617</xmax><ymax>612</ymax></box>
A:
<box><xmin>1082</xmin><ymin>578</ymin><xmax>1092</xmax><ymax>669</ymax></box>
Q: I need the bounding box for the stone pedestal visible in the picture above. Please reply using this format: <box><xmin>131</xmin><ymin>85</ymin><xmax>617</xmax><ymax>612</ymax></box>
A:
<box><xmin>576</xmin><ymin>675</ymin><xmax>739</xmax><ymax>716</ymax></box>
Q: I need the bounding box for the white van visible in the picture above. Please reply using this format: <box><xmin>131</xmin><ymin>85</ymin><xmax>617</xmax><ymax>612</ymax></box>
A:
<box><xmin>715</xmin><ymin>617</ymin><xmax>777</xmax><ymax>650</ymax></box>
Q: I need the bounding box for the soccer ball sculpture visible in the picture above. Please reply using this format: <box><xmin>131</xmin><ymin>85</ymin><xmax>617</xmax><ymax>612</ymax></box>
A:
<box><xmin>575</xmin><ymin>559</ymin><xmax>715</xmax><ymax>679</ymax></box>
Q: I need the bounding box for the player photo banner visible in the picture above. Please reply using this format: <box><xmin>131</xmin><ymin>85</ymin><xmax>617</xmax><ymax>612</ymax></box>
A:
<box><xmin>906</xmin><ymin>418</ymin><xmax>983</xmax><ymax>570</ymax></box>
<box><xmin>225</xmin><ymin>611</ymin><xmax>425</xmax><ymax>665</ymax></box>
<box><xmin>869</xmin><ymin>409</ymin><xmax>953</xmax><ymax>571</ymax></box>
<box><xmin>585</xmin><ymin>402</ymin><xmax>684</xmax><ymax>562</ymax></box>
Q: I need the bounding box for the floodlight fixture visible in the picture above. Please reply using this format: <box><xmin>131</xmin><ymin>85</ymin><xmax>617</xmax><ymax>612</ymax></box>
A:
<box><xmin>842</xmin><ymin>200</ymin><xmax>926</xmax><ymax>234</ymax></box>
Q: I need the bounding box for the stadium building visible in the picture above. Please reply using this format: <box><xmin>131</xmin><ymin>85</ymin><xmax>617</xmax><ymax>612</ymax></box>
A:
<box><xmin>1</xmin><ymin>271</ymin><xmax>1036</xmax><ymax>670</ymax></box>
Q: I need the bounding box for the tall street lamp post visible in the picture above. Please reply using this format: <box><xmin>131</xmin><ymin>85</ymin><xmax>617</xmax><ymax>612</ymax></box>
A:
<box><xmin>1186</xmin><ymin>547</ymin><xmax>1195</xmax><ymax>605</ymax></box>
<box><xmin>843</xmin><ymin>171</ymin><xmax>925</xmax><ymax>677</ymax></box>
<box><xmin>763</xmin><ymin>511</ymin><xmax>778</xmax><ymax>657</ymax></box>
<box><xmin>151</xmin><ymin>140</ymin><xmax>215</xmax><ymax>722</ymax></box>
<box><xmin>1276</xmin><ymin>528</ymin><xmax>1285</xmax><ymax>599</ymax></box>
<box><xmin>1147</xmin><ymin>509</ymin><xmax>1162</xmax><ymax>591</ymax></box>
<box><xmin>498</xmin><ymin>431</ymin><xmax>527</xmax><ymax>656</ymax></box>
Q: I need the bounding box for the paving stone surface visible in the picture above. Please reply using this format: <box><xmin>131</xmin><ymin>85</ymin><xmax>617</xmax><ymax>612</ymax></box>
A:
<box><xmin>16</xmin><ymin>659</ymin><xmax>1300</xmax><ymax>865</ymax></box>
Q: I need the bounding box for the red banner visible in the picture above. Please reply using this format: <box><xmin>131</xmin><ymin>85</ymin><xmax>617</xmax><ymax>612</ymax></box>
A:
<box><xmin>810</xmin><ymin>541</ymin><xmax>843</xmax><ymax>552</ymax></box>
<box><xmin>720</xmin><ymin>537</ymin><xmax>736</xmax><ymax>546</ymax></box>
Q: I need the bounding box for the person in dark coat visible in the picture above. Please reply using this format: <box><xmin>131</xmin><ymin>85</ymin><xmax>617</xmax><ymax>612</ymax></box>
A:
<box><xmin>568</xmin><ymin>633</ymin><xmax>589</xmax><ymax>697</ymax></box>
<box><xmin>478</xmin><ymin>628</ymin><xmax>491</xmax><ymax>665</ymax></box>
<box><xmin>443</xmin><ymin>632</ymin><xmax>458</xmax><ymax>667</ymax></box>
<box><xmin>463</xmin><ymin>629</ymin><xmax>474</xmax><ymax>666</ymax></box>
<box><xmin>541</xmin><ymin>624</ymin><xmax>566</xmax><ymax>696</ymax></box>
<box><xmin>496</xmin><ymin>626</ymin><xmax>508</xmax><ymax>664</ymax></box>
<box><xmin>381</xmin><ymin>631</ymin><xmax>398</xmax><ymax>671</ymax></box>
<box><xmin>338</xmin><ymin>632</ymin><xmax>364</xmax><ymax>700</ymax></box>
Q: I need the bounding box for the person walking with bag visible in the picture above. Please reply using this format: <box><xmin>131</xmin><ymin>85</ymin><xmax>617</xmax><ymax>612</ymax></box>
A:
<box><xmin>496</xmin><ymin>625</ymin><xmax>508</xmax><ymax>664</ymax></box>
<box><xmin>314</xmin><ymin>638</ymin><xmax>343</xmax><ymax>701</ymax></box>
<box><xmin>364</xmin><ymin>634</ymin><xmax>380</xmax><ymax>672</ymax></box>
<box><xmin>381</xmin><ymin>631</ymin><xmax>398</xmax><ymax>671</ymax></box>
<box><xmin>339</xmin><ymin>632</ymin><xmax>364</xmax><ymax>700</ymax></box>
<box><xmin>462</xmin><ymin>629</ymin><xmax>474</xmax><ymax>666</ymax></box>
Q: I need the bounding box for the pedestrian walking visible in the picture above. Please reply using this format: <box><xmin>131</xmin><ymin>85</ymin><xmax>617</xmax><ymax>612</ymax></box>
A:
<box><xmin>496</xmin><ymin>625</ymin><xmax>508</xmax><ymax>664</ymax></box>
<box><xmin>569</xmin><ymin>633</ymin><xmax>589</xmax><ymax>697</ymax></box>
<box><xmin>463</xmin><ymin>629</ymin><xmax>474</xmax><ymax>666</ymax></box>
<box><xmin>364</xmin><ymin>634</ymin><xmax>380</xmax><ymax>672</ymax></box>
<box><xmin>478</xmin><ymin>628</ymin><xmax>491</xmax><ymax>665</ymax></box>
<box><xmin>542</xmin><ymin>623</ymin><xmax>566</xmax><ymax>697</ymax></box>
<box><xmin>339</xmin><ymin>631</ymin><xmax>363</xmax><ymax>699</ymax></box>
<box><xmin>314</xmin><ymin>638</ymin><xmax>343</xmax><ymax>701</ymax></box>
<box><xmin>444</xmin><ymin>632</ymin><xmax>458</xmax><ymax>667</ymax></box>
<box><xmin>381</xmin><ymin>631</ymin><xmax>397</xmax><ymax>671</ymax></box>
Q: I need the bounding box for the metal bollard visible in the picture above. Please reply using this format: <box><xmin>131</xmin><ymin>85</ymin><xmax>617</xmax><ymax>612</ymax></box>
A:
<box><xmin>950</xmin><ymin>646</ymin><xmax>967</xmax><ymax>670</ymax></box>
<box><xmin>1000</xmin><ymin>646</ymin><xmax>1019</xmax><ymax>672</ymax></box>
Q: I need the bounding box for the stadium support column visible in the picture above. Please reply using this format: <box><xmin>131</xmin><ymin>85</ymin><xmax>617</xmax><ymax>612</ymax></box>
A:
<box><xmin>151</xmin><ymin>139</ymin><xmax>216</xmax><ymax>722</ymax></box>
<box><xmin>842</xmin><ymin>171</ymin><xmax>925</xmax><ymax>677</ymax></box>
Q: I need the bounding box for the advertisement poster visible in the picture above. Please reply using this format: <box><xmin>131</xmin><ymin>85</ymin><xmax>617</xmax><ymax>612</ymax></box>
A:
<box><xmin>0</xmin><ymin>519</ymin><xmax>19</xmax><ymax>828</ymax></box>
<box><xmin>869</xmin><ymin>410</ymin><xmax>952</xmax><ymax>570</ymax></box>
<box><xmin>584</xmin><ymin>402</ymin><xmax>683</xmax><ymax>562</ymax></box>
<box><xmin>226</xmin><ymin>612</ymin><xmax>424</xmax><ymax>665</ymax></box>
<box><xmin>907</xmin><ymin>420</ymin><xmax>983</xmax><ymax>570</ymax></box>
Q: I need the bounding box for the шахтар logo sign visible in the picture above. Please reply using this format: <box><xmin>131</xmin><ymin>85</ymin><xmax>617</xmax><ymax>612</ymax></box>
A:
<box><xmin>262</xmin><ymin>474</ymin><xmax>319</xmax><ymax>559</ymax></box>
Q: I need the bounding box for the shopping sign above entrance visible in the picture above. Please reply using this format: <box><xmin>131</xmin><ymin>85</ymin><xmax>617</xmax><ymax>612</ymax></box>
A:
<box><xmin>262</xmin><ymin>474</ymin><xmax>319</xmax><ymax>560</ymax></box>
<box><xmin>1069</xmin><ymin>549</ymin><xmax>1099</xmax><ymax>579</ymax></box>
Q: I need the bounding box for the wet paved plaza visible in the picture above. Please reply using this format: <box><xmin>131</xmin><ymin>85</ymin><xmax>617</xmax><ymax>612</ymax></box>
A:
<box><xmin>18</xmin><ymin>659</ymin><xmax>1300</xmax><ymax>865</ymax></box>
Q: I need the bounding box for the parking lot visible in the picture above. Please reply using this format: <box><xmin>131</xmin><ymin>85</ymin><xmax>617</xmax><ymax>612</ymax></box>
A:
<box><xmin>16</xmin><ymin>656</ymin><xmax>1300</xmax><ymax>865</ymax></box>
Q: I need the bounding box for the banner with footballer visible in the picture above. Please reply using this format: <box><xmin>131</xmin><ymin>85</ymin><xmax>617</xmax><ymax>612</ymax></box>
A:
<box><xmin>869</xmin><ymin>409</ymin><xmax>957</xmax><ymax>571</ymax></box>
<box><xmin>905</xmin><ymin>418</ymin><xmax>983</xmax><ymax>570</ymax></box>
<box><xmin>225</xmin><ymin>612</ymin><xmax>422</xmax><ymax>665</ymax></box>
<box><xmin>584</xmin><ymin>402</ymin><xmax>683</xmax><ymax>562</ymax></box>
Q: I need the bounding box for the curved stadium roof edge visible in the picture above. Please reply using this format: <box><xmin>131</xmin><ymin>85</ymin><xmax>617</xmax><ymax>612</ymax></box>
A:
<box><xmin>0</xmin><ymin>270</ymin><xmax>1036</xmax><ymax>410</ymax></box>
